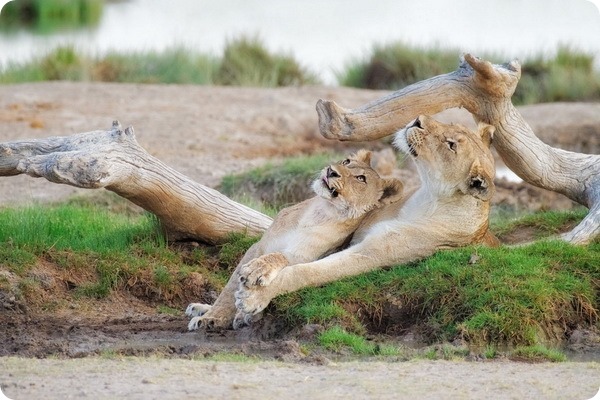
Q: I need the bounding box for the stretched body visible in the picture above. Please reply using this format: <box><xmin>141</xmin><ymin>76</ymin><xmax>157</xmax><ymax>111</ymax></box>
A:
<box><xmin>236</xmin><ymin>116</ymin><xmax>498</xmax><ymax>315</ymax></box>
<box><xmin>186</xmin><ymin>150</ymin><xmax>403</xmax><ymax>329</ymax></box>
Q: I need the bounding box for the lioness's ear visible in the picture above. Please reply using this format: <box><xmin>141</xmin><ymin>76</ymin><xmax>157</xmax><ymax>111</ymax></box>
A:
<box><xmin>477</xmin><ymin>122</ymin><xmax>495</xmax><ymax>148</ymax></box>
<box><xmin>378</xmin><ymin>178</ymin><xmax>404</xmax><ymax>205</ymax></box>
<box><xmin>465</xmin><ymin>159</ymin><xmax>495</xmax><ymax>201</ymax></box>
<box><xmin>353</xmin><ymin>149</ymin><xmax>372</xmax><ymax>165</ymax></box>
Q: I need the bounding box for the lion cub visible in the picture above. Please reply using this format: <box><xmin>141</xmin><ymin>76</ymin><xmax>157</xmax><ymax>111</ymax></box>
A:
<box><xmin>186</xmin><ymin>150</ymin><xmax>403</xmax><ymax>330</ymax></box>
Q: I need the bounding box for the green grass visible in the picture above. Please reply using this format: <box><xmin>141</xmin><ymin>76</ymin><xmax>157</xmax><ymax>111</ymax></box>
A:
<box><xmin>0</xmin><ymin>200</ymin><xmax>597</xmax><ymax>351</ymax></box>
<box><xmin>0</xmin><ymin>202</ymin><xmax>161</xmax><ymax>254</ymax></box>
<box><xmin>2</xmin><ymin>38</ymin><xmax>597</xmax><ymax>104</ymax></box>
<box><xmin>217</xmin><ymin>233</ymin><xmax>260</xmax><ymax>272</ymax></box>
<box><xmin>0</xmin><ymin>36</ymin><xmax>319</xmax><ymax>87</ymax></box>
<box><xmin>217</xmin><ymin>35</ymin><xmax>318</xmax><ymax>87</ymax></box>
<box><xmin>337</xmin><ymin>42</ymin><xmax>600</xmax><ymax>105</ymax></box>
<box><xmin>318</xmin><ymin>326</ymin><xmax>401</xmax><ymax>356</ymax></box>
<box><xmin>510</xmin><ymin>344</ymin><xmax>567</xmax><ymax>362</ymax></box>
<box><xmin>0</xmin><ymin>0</ymin><xmax>103</xmax><ymax>33</ymax></box>
<box><xmin>0</xmin><ymin>202</ymin><xmax>251</xmax><ymax>304</ymax></box>
<box><xmin>272</xmin><ymin>217</ymin><xmax>599</xmax><ymax>347</ymax></box>
<box><xmin>337</xmin><ymin>43</ymin><xmax>459</xmax><ymax>90</ymax></box>
<box><xmin>219</xmin><ymin>152</ymin><xmax>342</xmax><ymax>210</ymax></box>
<box><xmin>491</xmin><ymin>208</ymin><xmax>588</xmax><ymax>241</ymax></box>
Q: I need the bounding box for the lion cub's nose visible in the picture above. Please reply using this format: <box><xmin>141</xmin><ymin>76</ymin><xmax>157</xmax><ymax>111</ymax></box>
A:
<box><xmin>412</xmin><ymin>117</ymin><xmax>423</xmax><ymax>129</ymax></box>
<box><xmin>327</xmin><ymin>166</ymin><xmax>340</xmax><ymax>178</ymax></box>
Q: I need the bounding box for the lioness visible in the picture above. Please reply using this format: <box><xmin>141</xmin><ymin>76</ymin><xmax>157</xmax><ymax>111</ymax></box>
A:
<box><xmin>235</xmin><ymin>115</ymin><xmax>498</xmax><ymax>315</ymax></box>
<box><xmin>186</xmin><ymin>150</ymin><xmax>403</xmax><ymax>330</ymax></box>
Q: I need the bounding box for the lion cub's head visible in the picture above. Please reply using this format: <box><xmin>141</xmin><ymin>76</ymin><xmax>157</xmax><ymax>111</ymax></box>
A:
<box><xmin>312</xmin><ymin>150</ymin><xmax>404</xmax><ymax>219</ymax></box>
<box><xmin>394</xmin><ymin>115</ymin><xmax>495</xmax><ymax>201</ymax></box>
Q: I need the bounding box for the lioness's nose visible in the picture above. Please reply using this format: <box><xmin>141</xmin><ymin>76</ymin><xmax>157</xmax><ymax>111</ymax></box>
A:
<box><xmin>327</xmin><ymin>166</ymin><xmax>340</xmax><ymax>178</ymax></box>
<box><xmin>412</xmin><ymin>116</ymin><xmax>425</xmax><ymax>129</ymax></box>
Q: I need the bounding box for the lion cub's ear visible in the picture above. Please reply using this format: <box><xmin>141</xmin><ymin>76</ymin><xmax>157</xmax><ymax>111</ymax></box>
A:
<box><xmin>477</xmin><ymin>122</ymin><xmax>495</xmax><ymax>148</ymax></box>
<box><xmin>378</xmin><ymin>178</ymin><xmax>404</xmax><ymax>205</ymax></box>
<box><xmin>352</xmin><ymin>149</ymin><xmax>372</xmax><ymax>165</ymax></box>
<box><xmin>465</xmin><ymin>159</ymin><xmax>495</xmax><ymax>201</ymax></box>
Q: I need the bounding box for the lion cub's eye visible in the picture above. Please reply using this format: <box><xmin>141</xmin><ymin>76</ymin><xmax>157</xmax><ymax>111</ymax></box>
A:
<box><xmin>341</xmin><ymin>159</ymin><xmax>351</xmax><ymax>165</ymax></box>
<box><xmin>356</xmin><ymin>175</ymin><xmax>366</xmax><ymax>182</ymax></box>
<box><xmin>446</xmin><ymin>139</ymin><xmax>457</xmax><ymax>152</ymax></box>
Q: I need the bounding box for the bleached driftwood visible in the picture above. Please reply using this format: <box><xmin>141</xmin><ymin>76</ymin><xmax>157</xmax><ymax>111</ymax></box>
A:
<box><xmin>316</xmin><ymin>54</ymin><xmax>600</xmax><ymax>245</ymax></box>
<box><xmin>0</xmin><ymin>121</ymin><xmax>272</xmax><ymax>244</ymax></box>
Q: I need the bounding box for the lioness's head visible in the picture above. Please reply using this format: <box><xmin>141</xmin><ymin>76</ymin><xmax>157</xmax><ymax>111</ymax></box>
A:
<box><xmin>394</xmin><ymin>115</ymin><xmax>495</xmax><ymax>201</ymax></box>
<box><xmin>312</xmin><ymin>149</ymin><xmax>404</xmax><ymax>218</ymax></box>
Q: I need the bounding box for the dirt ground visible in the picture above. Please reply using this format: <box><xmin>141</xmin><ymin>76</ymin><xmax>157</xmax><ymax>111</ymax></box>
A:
<box><xmin>1</xmin><ymin>82</ymin><xmax>600</xmax><ymax>399</ymax></box>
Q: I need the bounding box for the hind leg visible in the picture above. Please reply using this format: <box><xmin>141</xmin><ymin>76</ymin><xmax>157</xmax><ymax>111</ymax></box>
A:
<box><xmin>187</xmin><ymin>270</ymin><xmax>240</xmax><ymax>331</ymax></box>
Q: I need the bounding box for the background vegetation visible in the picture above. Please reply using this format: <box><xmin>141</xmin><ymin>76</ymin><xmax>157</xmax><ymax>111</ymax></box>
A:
<box><xmin>337</xmin><ymin>42</ymin><xmax>600</xmax><ymax>105</ymax></box>
<box><xmin>0</xmin><ymin>0</ymin><xmax>103</xmax><ymax>33</ymax></box>
<box><xmin>0</xmin><ymin>37</ymin><xmax>598</xmax><ymax>104</ymax></box>
<box><xmin>0</xmin><ymin>37</ymin><xmax>318</xmax><ymax>86</ymax></box>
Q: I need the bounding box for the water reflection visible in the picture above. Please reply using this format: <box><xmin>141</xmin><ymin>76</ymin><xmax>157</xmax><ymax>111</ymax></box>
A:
<box><xmin>0</xmin><ymin>0</ymin><xmax>599</xmax><ymax>83</ymax></box>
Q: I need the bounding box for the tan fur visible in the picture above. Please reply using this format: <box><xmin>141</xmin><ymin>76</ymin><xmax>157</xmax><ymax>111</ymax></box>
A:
<box><xmin>235</xmin><ymin>115</ymin><xmax>497</xmax><ymax>316</ymax></box>
<box><xmin>186</xmin><ymin>150</ymin><xmax>403</xmax><ymax>330</ymax></box>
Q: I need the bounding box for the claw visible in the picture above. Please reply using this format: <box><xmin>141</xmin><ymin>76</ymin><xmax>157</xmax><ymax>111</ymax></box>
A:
<box><xmin>188</xmin><ymin>316</ymin><xmax>201</xmax><ymax>331</ymax></box>
<box><xmin>185</xmin><ymin>303</ymin><xmax>212</xmax><ymax>317</ymax></box>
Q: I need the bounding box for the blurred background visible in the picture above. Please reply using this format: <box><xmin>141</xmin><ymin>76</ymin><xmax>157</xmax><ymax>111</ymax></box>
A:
<box><xmin>0</xmin><ymin>0</ymin><xmax>599</xmax><ymax>103</ymax></box>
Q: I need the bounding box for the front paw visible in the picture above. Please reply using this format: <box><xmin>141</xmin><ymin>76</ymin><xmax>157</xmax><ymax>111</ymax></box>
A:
<box><xmin>232</xmin><ymin>310</ymin><xmax>261</xmax><ymax>330</ymax></box>
<box><xmin>238</xmin><ymin>253</ymin><xmax>287</xmax><ymax>287</ymax></box>
<box><xmin>234</xmin><ymin>285</ymin><xmax>273</xmax><ymax>315</ymax></box>
<box><xmin>187</xmin><ymin>313</ymin><xmax>233</xmax><ymax>331</ymax></box>
<box><xmin>185</xmin><ymin>303</ymin><xmax>212</xmax><ymax>317</ymax></box>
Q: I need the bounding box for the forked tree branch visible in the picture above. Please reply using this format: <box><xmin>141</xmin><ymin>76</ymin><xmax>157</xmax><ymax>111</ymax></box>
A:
<box><xmin>316</xmin><ymin>54</ymin><xmax>600</xmax><ymax>244</ymax></box>
<box><xmin>0</xmin><ymin>121</ymin><xmax>273</xmax><ymax>244</ymax></box>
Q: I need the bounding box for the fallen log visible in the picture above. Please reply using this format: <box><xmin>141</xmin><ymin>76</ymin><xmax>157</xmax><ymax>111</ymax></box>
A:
<box><xmin>0</xmin><ymin>121</ymin><xmax>272</xmax><ymax>244</ymax></box>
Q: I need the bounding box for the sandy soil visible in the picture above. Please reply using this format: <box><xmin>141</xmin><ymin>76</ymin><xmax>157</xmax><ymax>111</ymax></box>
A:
<box><xmin>2</xmin><ymin>357</ymin><xmax>599</xmax><ymax>400</ymax></box>
<box><xmin>1</xmin><ymin>82</ymin><xmax>600</xmax><ymax>399</ymax></box>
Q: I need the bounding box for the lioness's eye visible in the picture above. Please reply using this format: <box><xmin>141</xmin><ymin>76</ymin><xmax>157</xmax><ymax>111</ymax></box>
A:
<box><xmin>342</xmin><ymin>159</ymin><xmax>350</xmax><ymax>165</ymax></box>
<box><xmin>446</xmin><ymin>140</ymin><xmax>457</xmax><ymax>152</ymax></box>
<box><xmin>356</xmin><ymin>175</ymin><xmax>366</xmax><ymax>182</ymax></box>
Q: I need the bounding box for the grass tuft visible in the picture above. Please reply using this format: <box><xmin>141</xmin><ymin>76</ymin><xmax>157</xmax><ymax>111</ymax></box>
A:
<box><xmin>219</xmin><ymin>152</ymin><xmax>341</xmax><ymax>210</ymax></box>
<box><xmin>217</xmin><ymin>35</ymin><xmax>318</xmax><ymax>87</ymax></box>
<box><xmin>318</xmin><ymin>325</ymin><xmax>401</xmax><ymax>356</ymax></box>
<box><xmin>510</xmin><ymin>344</ymin><xmax>567</xmax><ymax>362</ymax></box>
<box><xmin>337</xmin><ymin>42</ymin><xmax>600</xmax><ymax>105</ymax></box>
<box><xmin>0</xmin><ymin>36</ymin><xmax>319</xmax><ymax>87</ymax></box>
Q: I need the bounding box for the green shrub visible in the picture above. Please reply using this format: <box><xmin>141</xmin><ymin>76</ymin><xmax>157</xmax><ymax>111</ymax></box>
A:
<box><xmin>217</xmin><ymin>36</ymin><xmax>318</xmax><ymax>86</ymax></box>
<box><xmin>219</xmin><ymin>152</ymin><xmax>340</xmax><ymax>210</ymax></box>
<box><xmin>338</xmin><ymin>43</ymin><xmax>459</xmax><ymax>90</ymax></box>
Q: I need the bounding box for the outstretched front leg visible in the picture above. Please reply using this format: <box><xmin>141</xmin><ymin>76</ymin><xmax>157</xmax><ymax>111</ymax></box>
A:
<box><xmin>235</xmin><ymin>233</ymin><xmax>431</xmax><ymax>315</ymax></box>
